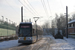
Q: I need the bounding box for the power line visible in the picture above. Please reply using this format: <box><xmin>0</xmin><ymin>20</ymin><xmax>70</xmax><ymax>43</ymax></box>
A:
<box><xmin>5</xmin><ymin>0</ymin><xmax>19</xmax><ymax>14</ymax></box>
<box><xmin>18</xmin><ymin>0</ymin><xmax>36</xmax><ymax>16</ymax></box>
<box><xmin>47</xmin><ymin>0</ymin><xmax>52</xmax><ymax>16</ymax></box>
<box><xmin>56</xmin><ymin>0</ymin><xmax>64</xmax><ymax>13</ymax></box>
<box><xmin>41</xmin><ymin>0</ymin><xmax>49</xmax><ymax>17</ymax></box>
<box><xmin>18</xmin><ymin>0</ymin><xmax>35</xmax><ymax>16</ymax></box>
<box><xmin>60</xmin><ymin>0</ymin><xmax>65</xmax><ymax>13</ymax></box>
<box><xmin>23</xmin><ymin>0</ymin><xmax>37</xmax><ymax>16</ymax></box>
<box><xmin>26</xmin><ymin>0</ymin><xmax>40</xmax><ymax>16</ymax></box>
<box><xmin>23</xmin><ymin>0</ymin><xmax>40</xmax><ymax>16</ymax></box>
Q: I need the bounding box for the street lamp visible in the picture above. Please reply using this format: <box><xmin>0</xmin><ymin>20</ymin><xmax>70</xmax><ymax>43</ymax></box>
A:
<box><xmin>13</xmin><ymin>22</ymin><xmax>15</xmax><ymax>35</ymax></box>
<box><xmin>6</xmin><ymin>18</ymin><xmax>8</xmax><ymax>36</ymax></box>
<box><xmin>6</xmin><ymin>18</ymin><xmax>8</xmax><ymax>21</ymax></box>
<box><xmin>9</xmin><ymin>20</ymin><xmax>11</xmax><ymax>24</ymax></box>
<box><xmin>49</xmin><ymin>16</ymin><xmax>52</xmax><ymax>28</ymax></box>
<box><xmin>1</xmin><ymin>16</ymin><xmax>4</xmax><ymax>24</ymax></box>
<box><xmin>2</xmin><ymin>16</ymin><xmax>4</xmax><ymax>22</ymax></box>
<box><xmin>12</xmin><ymin>21</ymin><xmax>13</xmax><ymax>24</ymax></box>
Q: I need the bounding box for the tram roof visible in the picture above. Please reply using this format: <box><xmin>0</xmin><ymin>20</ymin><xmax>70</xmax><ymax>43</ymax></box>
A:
<box><xmin>20</xmin><ymin>22</ymin><xmax>32</xmax><ymax>24</ymax></box>
<box><xmin>68</xmin><ymin>20</ymin><xmax>75</xmax><ymax>24</ymax></box>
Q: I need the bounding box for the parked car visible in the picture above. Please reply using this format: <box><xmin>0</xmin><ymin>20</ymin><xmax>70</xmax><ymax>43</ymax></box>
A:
<box><xmin>54</xmin><ymin>30</ymin><xmax>63</xmax><ymax>39</ymax></box>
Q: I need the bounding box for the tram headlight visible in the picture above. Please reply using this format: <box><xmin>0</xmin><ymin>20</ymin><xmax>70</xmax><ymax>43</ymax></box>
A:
<box><xmin>19</xmin><ymin>38</ymin><xmax>21</xmax><ymax>39</ymax></box>
<box><xmin>29</xmin><ymin>38</ymin><xmax>31</xmax><ymax>39</ymax></box>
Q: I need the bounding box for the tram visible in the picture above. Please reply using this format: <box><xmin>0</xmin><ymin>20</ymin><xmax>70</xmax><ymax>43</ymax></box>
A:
<box><xmin>18</xmin><ymin>22</ymin><xmax>43</xmax><ymax>43</ymax></box>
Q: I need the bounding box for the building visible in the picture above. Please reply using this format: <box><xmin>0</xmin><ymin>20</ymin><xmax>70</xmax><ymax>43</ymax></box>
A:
<box><xmin>43</xmin><ymin>28</ymin><xmax>52</xmax><ymax>35</ymax></box>
<box><xmin>68</xmin><ymin>20</ymin><xmax>75</xmax><ymax>35</ymax></box>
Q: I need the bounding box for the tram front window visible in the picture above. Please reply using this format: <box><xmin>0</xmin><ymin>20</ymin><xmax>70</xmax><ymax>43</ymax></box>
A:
<box><xmin>19</xmin><ymin>26</ymin><xmax>32</xmax><ymax>37</ymax></box>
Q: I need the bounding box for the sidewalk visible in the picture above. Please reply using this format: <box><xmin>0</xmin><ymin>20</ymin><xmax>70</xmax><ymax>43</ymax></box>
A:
<box><xmin>68</xmin><ymin>35</ymin><xmax>75</xmax><ymax>38</ymax></box>
<box><xmin>44</xmin><ymin>35</ymin><xmax>75</xmax><ymax>50</ymax></box>
<box><xmin>64</xmin><ymin>37</ymin><xmax>75</xmax><ymax>47</ymax></box>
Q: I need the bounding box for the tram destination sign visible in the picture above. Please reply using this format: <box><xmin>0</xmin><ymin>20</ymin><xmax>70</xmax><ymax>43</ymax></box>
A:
<box><xmin>21</xmin><ymin>26</ymin><xmax>30</xmax><ymax>28</ymax></box>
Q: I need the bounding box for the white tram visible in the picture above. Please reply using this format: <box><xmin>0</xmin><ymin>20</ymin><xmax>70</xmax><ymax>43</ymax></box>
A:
<box><xmin>18</xmin><ymin>22</ymin><xmax>43</xmax><ymax>43</ymax></box>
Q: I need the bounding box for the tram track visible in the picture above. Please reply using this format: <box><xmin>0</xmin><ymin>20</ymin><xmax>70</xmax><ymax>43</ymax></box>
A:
<box><xmin>34</xmin><ymin>37</ymin><xmax>50</xmax><ymax>50</ymax></box>
<box><xmin>2</xmin><ymin>37</ymin><xmax>51</xmax><ymax>50</ymax></box>
<box><xmin>29</xmin><ymin>38</ymin><xmax>46</xmax><ymax>50</ymax></box>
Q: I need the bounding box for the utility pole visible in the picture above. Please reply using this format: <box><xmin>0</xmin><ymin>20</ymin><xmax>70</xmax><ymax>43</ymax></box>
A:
<box><xmin>33</xmin><ymin>17</ymin><xmax>39</xmax><ymax>40</ymax></box>
<box><xmin>21</xmin><ymin>6</ymin><xmax>23</xmax><ymax>22</ymax></box>
<box><xmin>66</xmin><ymin>6</ymin><xmax>68</xmax><ymax>38</ymax></box>
<box><xmin>33</xmin><ymin>17</ymin><xmax>42</xmax><ymax>40</ymax></box>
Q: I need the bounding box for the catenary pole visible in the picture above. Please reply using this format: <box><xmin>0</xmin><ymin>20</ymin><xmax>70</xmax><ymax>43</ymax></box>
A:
<box><xmin>66</xmin><ymin>6</ymin><xmax>68</xmax><ymax>38</ymax></box>
<box><xmin>21</xmin><ymin>6</ymin><xmax>23</xmax><ymax>22</ymax></box>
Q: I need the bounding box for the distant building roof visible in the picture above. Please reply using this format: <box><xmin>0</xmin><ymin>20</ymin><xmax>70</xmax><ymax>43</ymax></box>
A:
<box><xmin>68</xmin><ymin>20</ymin><xmax>75</xmax><ymax>24</ymax></box>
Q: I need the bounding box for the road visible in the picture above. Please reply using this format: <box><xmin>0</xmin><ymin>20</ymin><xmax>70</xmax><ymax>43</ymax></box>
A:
<box><xmin>0</xmin><ymin>35</ymin><xmax>75</xmax><ymax>50</ymax></box>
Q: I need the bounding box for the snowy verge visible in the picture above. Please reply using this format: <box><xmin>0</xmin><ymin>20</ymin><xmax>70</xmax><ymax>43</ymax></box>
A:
<box><xmin>44</xmin><ymin>35</ymin><xmax>75</xmax><ymax>50</ymax></box>
<box><xmin>0</xmin><ymin>40</ymin><xmax>21</xmax><ymax>49</ymax></box>
<box><xmin>64</xmin><ymin>37</ymin><xmax>75</xmax><ymax>46</ymax></box>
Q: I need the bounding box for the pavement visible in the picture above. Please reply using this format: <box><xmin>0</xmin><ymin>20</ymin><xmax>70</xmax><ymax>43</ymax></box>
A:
<box><xmin>68</xmin><ymin>35</ymin><xmax>75</xmax><ymax>38</ymax></box>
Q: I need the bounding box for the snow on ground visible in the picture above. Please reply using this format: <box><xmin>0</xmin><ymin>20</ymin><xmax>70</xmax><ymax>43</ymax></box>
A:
<box><xmin>0</xmin><ymin>35</ymin><xmax>75</xmax><ymax>50</ymax></box>
<box><xmin>0</xmin><ymin>40</ymin><xmax>21</xmax><ymax>49</ymax></box>
<box><xmin>64</xmin><ymin>37</ymin><xmax>75</xmax><ymax>46</ymax></box>
<box><xmin>44</xmin><ymin>35</ymin><xmax>75</xmax><ymax>50</ymax></box>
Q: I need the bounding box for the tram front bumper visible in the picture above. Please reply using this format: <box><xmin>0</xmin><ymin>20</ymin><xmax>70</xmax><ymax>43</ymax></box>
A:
<box><xmin>18</xmin><ymin>40</ymin><xmax>32</xmax><ymax>43</ymax></box>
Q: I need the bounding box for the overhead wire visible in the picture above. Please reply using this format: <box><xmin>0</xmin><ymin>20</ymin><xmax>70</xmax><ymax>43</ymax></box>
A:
<box><xmin>18</xmin><ymin>0</ymin><xmax>36</xmax><ymax>16</ymax></box>
<box><xmin>60</xmin><ymin>0</ymin><xmax>65</xmax><ymax>13</ymax></box>
<box><xmin>41</xmin><ymin>0</ymin><xmax>49</xmax><ymax>17</ymax></box>
<box><xmin>23</xmin><ymin>0</ymin><xmax>38</xmax><ymax>16</ymax></box>
<box><xmin>24</xmin><ymin>0</ymin><xmax>40</xmax><ymax>16</ymax></box>
<box><xmin>47</xmin><ymin>0</ymin><xmax>52</xmax><ymax>16</ymax></box>
<box><xmin>4</xmin><ymin>0</ymin><xmax>19</xmax><ymax>24</ymax></box>
<box><xmin>27</xmin><ymin>0</ymin><xmax>40</xmax><ymax>16</ymax></box>
<box><xmin>5</xmin><ymin>0</ymin><xmax>19</xmax><ymax>14</ymax></box>
<box><xmin>46</xmin><ymin>0</ymin><xmax>53</xmax><ymax>28</ymax></box>
<box><xmin>55</xmin><ymin>0</ymin><xmax>64</xmax><ymax>14</ymax></box>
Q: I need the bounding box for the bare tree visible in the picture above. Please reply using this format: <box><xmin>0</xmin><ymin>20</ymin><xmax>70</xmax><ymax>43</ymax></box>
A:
<box><xmin>56</xmin><ymin>14</ymin><xmax>66</xmax><ymax>35</ymax></box>
<box><xmin>42</xmin><ymin>21</ymin><xmax>50</xmax><ymax>28</ymax></box>
<box><xmin>51</xmin><ymin>14</ymin><xmax>66</xmax><ymax>36</ymax></box>
<box><xmin>72</xmin><ymin>14</ymin><xmax>75</xmax><ymax>20</ymax></box>
<box><xmin>42</xmin><ymin>21</ymin><xmax>50</xmax><ymax>35</ymax></box>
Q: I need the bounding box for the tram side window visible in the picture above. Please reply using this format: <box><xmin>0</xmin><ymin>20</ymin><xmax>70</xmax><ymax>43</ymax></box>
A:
<box><xmin>18</xmin><ymin>26</ymin><xmax>20</xmax><ymax>34</ymax></box>
<box><xmin>32</xmin><ymin>29</ymin><xmax>36</xmax><ymax>36</ymax></box>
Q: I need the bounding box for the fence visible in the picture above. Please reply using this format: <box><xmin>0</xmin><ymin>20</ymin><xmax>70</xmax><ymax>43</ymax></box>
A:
<box><xmin>0</xmin><ymin>28</ymin><xmax>16</xmax><ymax>36</ymax></box>
<box><xmin>0</xmin><ymin>19</ymin><xmax>16</xmax><ymax>37</ymax></box>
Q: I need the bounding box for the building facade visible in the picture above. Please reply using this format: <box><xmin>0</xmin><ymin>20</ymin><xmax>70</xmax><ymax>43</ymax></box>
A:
<box><xmin>68</xmin><ymin>20</ymin><xmax>75</xmax><ymax>35</ymax></box>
